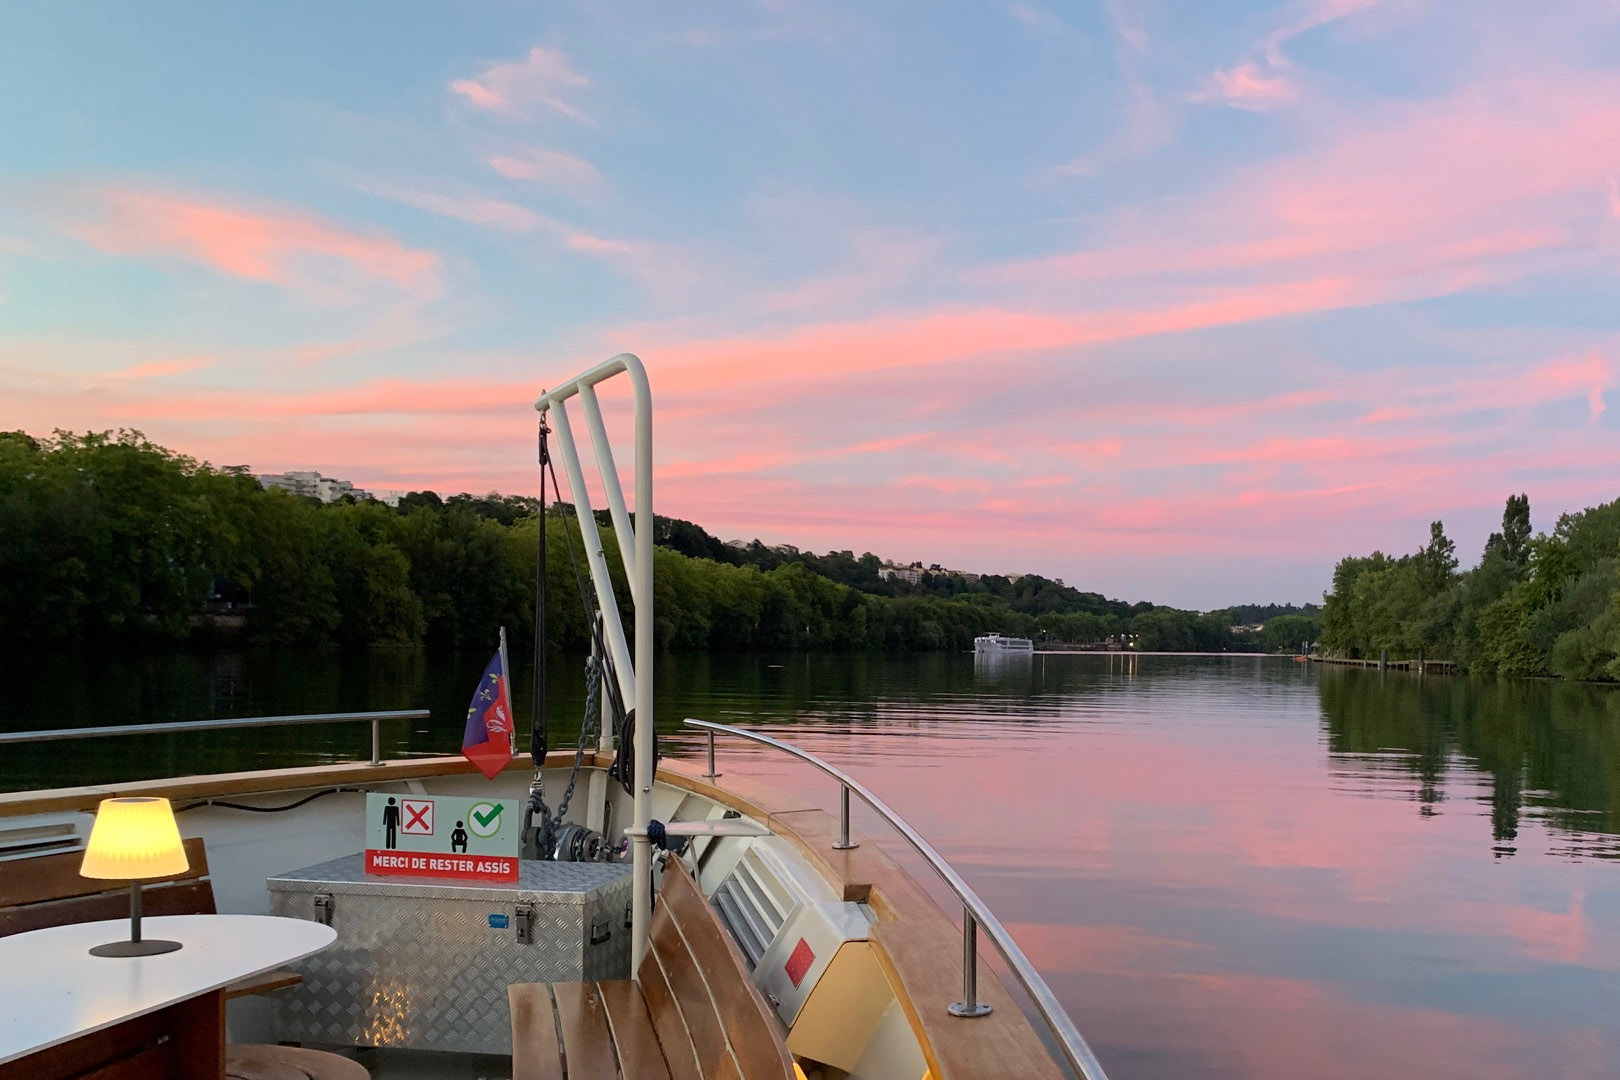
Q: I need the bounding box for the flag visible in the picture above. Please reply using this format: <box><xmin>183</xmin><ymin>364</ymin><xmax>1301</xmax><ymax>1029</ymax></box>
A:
<box><xmin>462</xmin><ymin>648</ymin><xmax>514</xmax><ymax>779</ymax></box>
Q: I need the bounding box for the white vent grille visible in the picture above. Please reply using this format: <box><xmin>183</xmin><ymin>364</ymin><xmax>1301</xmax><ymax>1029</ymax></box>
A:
<box><xmin>0</xmin><ymin>813</ymin><xmax>92</xmax><ymax>862</ymax></box>
<box><xmin>713</xmin><ymin>846</ymin><xmax>799</xmax><ymax>967</ymax></box>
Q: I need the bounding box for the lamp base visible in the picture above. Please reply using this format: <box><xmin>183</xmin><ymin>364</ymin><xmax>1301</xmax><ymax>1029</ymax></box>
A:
<box><xmin>89</xmin><ymin>938</ymin><xmax>183</xmax><ymax>957</ymax></box>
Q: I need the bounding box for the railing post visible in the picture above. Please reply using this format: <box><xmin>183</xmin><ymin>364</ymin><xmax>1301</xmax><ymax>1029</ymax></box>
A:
<box><xmin>702</xmin><ymin>729</ymin><xmax>720</xmax><ymax>780</ymax></box>
<box><xmin>948</xmin><ymin>908</ymin><xmax>992</xmax><ymax>1018</ymax></box>
<box><xmin>833</xmin><ymin>784</ymin><xmax>859</xmax><ymax>850</ymax></box>
<box><xmin>370</xmin><ymin>717</ymin><xmax>381</xmax><ymax>767</ymax></box>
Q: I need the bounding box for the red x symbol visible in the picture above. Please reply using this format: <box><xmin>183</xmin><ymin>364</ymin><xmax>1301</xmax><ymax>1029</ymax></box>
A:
<box><xmin>404</xmin><ymin>801</ymin><xmax>432</xmax><ymax>833</ymax></box>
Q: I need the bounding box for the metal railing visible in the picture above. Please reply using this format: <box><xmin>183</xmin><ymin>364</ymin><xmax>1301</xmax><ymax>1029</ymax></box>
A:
<box><xmin>684</xmin><ymin>719</ymin><xmax>1111</xmax><ymax>1080</ymax></box>
<box><xmin>0</xmin><ymin>710</ymin><xmax>429</xmax><ymax>767</ymax></box>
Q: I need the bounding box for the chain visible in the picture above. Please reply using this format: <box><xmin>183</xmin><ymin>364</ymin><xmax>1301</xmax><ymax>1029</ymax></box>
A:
<box><xmin>554</xmin><ymin>654</ymin><xmax>601</xmax><ymax>826</ymax></box>
<box><xmin>531</xmin><ymin>653</ymin><xmax>602</xmax><ymax>858</ymax></box>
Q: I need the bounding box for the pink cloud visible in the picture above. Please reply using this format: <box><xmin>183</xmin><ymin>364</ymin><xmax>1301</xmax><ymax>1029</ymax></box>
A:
<box><xmin>1049</xmin><ymin>437</ymin><xmax>1125</xmax><ymax>469</ymax></box>
<box><xmin>1195</xmin><ymin>0</ymin><xmax>1386</xmax><ymax>113</ymax></box>
<box><xmin>65</xmin><ymin>188</ymin><xmax>439</xmax><ymax>299</ymax></box>
<box><xmin>113</xmin><ymin>356</ymin><xmax>214</xmax><ymax>380</ymax></box>
<box><xmin>450</xmin><ymin>45</ymin><xmax>593</xmax><ymax>124</ymax></box>
<box><xmin>1357</xmin><ymin>349</ymin><xmax>1613</xmax><ymax>425</ymax></box>
<box><xmin>1015</xmin><ymin>72</ymin><xmax>1620</xmax><ymax>315</ymax></box>
<box><xmin>485</xmin><ymin>147</ymin><xmax>602</xmax><ymax>201</ymax></box>
<box><xmin>1202</xmin><ymin>61</ymin><xmax>1296</xmax><ymax>110</ymax></box>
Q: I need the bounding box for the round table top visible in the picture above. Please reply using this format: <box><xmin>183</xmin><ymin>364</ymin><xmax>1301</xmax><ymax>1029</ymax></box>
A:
<box><xmin>0</xmin><ymin>913</ymin><xmax>336</xmax><ymax>1065</ymax></box>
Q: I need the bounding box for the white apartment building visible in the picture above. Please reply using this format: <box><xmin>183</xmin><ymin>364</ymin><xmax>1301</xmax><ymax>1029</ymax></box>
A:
<box><xmin>257</xmin><ymin>470</ymin><xmax>374</xmax><ymax>504</ymax></box>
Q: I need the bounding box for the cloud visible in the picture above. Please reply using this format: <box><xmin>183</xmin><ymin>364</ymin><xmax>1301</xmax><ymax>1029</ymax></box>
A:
<box><xmin>449</xmin><ymin>45</ymin><xmax>594</xmax><ymax>124</ymax></box>
<box><xmin>485</xmin><ymin>147</ymin><xmax>603</xmax><ymax>201</ymax></box>
<box><xmin>1004</xmin><ymin>72</ymin><xmax>1620</xmax><ymax>320</ymax></box>
<box><xmin>352</xmin><ymin>180</ymin><xmax>646</xmax><ymax>271</ymax></box>
<box><xmin>113</xmin><ymin>356</ymin><xmax>214</xmax><ymax>380</ymax></box>
<box><xmin>1053</xmin><ymin>3</ymin><xmax>1171</xmax><ymax>177</ymax></box>
<box><xmin>1004</xmin><ymin>2</ymin><xmax>1063</xmax><ymax>34</ymax></box>
<box><xmin>1197</xmin><ymin>0</ymin><xmax>1387</xmax><ymax>112</ymax></box>
<box><xmin>759</xmin><ymin>227</ymin><xmax>945</xmax><ymax>315</ymax></box>
<box><xmin>58</xmin><ymin>187</ymin><xmax>440</xmax><ymax>300</ymax></box>
<box><xmin>1198</xmin><ymin>61</ymin><xmax>1297</xmax><ymax>111</ymax></box>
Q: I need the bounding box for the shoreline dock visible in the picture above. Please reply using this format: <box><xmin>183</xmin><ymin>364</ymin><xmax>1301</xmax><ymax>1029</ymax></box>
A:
<box><xmin>1309</xmin><ymin>655</ymin><xmax>1459</xmax><ymax>675</ymax></box>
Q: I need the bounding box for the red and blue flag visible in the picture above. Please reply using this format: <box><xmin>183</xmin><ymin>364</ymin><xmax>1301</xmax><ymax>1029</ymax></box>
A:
<box><xmin>462</xmin><ymin>649</ymin><xmax>514</xmax><ymax>779</ymax></box>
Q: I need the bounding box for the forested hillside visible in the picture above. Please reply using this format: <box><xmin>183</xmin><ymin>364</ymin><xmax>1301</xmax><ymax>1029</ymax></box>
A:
<box><xmin>1</xmin><ymin>430</ymin><xmax>1314</xmax><ymax>653</ymax></box>
<box><xmin>1320</xmin><ymin>494</ymin><xmax>1620</xmax><ymax>681</ymax></box>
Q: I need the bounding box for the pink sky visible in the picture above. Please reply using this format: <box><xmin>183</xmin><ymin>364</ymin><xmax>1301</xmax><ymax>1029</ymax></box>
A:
<box><xmin>2</xmin><ymin>0</ymin><xmax>1618</xmax><ymax>605</ymax></box>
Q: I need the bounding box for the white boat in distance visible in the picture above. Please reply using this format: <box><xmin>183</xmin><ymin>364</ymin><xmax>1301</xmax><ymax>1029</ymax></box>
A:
<box><xmin>975</xmin><ymin>632</ymin><xmax>1034</xmax><ymax>654</ymax></box>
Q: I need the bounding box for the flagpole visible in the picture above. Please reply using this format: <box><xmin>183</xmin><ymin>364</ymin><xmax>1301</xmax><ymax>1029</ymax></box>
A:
<box><xmin>498</xmin><ymin>625</ymin><xmax>511</xmax><ymax>717</ymax></box>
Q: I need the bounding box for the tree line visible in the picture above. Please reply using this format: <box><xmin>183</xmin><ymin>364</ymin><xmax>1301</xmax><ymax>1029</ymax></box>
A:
<box><xmin>1319</xmin><ymin>493</ymin><xmax>1620</xmax><ymax>680</ymax></box>
<box><xmin>0</xmin><ymin>430</ymin><xmax>1318</xmax><ymax>653</ymax></box>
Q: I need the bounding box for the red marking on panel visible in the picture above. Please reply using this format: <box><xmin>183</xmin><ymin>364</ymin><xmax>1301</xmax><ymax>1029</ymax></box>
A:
<box><xmin>402</xmin><ymin>798</ymin><xmax>434</xmax><ymax>834</ymax></box>
<box><xmin>364</xmin><ymin>849</ymin><xmax>517</xmax><ymax>882</ymax></box>
<box><xmin>785</xmin><ymin>937</ymin><xmax>816</xmax><ymax>988</ymax></box>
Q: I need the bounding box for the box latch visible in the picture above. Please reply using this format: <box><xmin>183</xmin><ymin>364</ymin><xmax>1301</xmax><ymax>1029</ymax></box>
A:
<box><xmin>312</xmin><ymin>893</ymin><xmax>335</xmax><ymax>927</ymax></box>
<box><xmin>514</xmin><ymin>903</ymin><xmax>536</xmax><ymax>944</ymax></box>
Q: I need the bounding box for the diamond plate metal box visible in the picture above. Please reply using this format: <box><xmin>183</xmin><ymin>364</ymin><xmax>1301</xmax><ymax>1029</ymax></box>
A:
<box><xmin>267</xmin><ymin>853</ymin><xmax>632</xmax><ymax>1054</ymax></box>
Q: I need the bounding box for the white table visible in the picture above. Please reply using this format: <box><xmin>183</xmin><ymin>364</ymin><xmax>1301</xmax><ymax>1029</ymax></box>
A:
<box><xmin>0</xmin><ymin>914</ymin><xmax>335</xmax><ymax>1077</ymax></box>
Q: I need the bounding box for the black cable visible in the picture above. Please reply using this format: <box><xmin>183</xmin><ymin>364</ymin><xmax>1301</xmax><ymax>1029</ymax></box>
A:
<box><xmin>176</xmin><ymin>788</ymin><xmax>352</xmax><ymax>814</ymax></box>
<box><xmin>547</xmin><ymin>454</ymin><xmax>596</xmax><ymax>626</ymax></box>
<box><xmin>533</xmin><ymin>414</ymin><xmax>549</xmax><ymax>763</ymax></box>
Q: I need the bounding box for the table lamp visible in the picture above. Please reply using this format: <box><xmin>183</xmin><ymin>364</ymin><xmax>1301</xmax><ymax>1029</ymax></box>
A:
<box><xmin>79</xmin><ymin>797</ymin><xmax>189</xmax><ymax>957</ymax></box>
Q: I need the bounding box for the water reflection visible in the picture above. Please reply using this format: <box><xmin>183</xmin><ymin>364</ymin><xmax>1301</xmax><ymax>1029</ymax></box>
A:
<box><xmin>1318</xmin><ymin>668</ymin><xmax>1620</xmax><ymax>858</ymax></box>
<box><xmin>4</xmin><ymin>650</ymin><xmax>1620</xmax><ymax>1078</ymax></box>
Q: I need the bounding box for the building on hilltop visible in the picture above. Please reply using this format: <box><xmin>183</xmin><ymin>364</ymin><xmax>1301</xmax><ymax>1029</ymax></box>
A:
<box><xmin>257</xmin><ymin>470</ymin><xmax>374</xmax><ymax>504</ymax></box>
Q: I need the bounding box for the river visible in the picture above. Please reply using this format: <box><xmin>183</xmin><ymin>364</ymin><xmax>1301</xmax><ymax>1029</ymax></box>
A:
<box><xmin>3</xmin><ymin>649</ymin><xmax>1618</xmax><ymax>1079</ymax></box>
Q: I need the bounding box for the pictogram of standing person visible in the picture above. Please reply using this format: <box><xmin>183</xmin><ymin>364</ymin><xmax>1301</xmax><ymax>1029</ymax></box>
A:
<box><xmin>382</xmin><ymin>796</ymin><xmax>400</xmax><ymax>849</ymax></box>
<box><xmin>451</xmin><ymin>820</ymin><xmax>469</xmax><ymax>853</ymax></box>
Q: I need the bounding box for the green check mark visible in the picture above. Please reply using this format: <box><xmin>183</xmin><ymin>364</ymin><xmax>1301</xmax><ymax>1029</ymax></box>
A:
<box><xmin>468</xmin><ymin>801</ymin><xmax>503</xmax><ymax>837</ymax></box>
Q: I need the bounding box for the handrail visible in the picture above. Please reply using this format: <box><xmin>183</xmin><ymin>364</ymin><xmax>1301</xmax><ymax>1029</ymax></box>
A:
<box><xmin>0</xmin><ymin>710</ymin><xmax>429</xmax><ymax>767</ymax></box>
<box><xmin>683</xmin><ymin>718</ymin><xmax>1111</xmax><ymax>1080</ymax></box>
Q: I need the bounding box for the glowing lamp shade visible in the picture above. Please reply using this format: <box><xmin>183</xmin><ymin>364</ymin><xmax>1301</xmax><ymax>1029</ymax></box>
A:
<box><xmin>81</xmin><ymin>798</ymin><xmax>189</xmax><ymax>880</ymax></box>
<box><xmin>80</xmin><ymin>798</ymin><xmax>189</xmax><ymax>956</ymax></box>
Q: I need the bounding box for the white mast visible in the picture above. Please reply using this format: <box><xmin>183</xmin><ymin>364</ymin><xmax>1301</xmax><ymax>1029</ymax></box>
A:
<box><xmin>533</xmin><ymin>353</ymin><xmax>655</xmax><ymax>972</ymax></box>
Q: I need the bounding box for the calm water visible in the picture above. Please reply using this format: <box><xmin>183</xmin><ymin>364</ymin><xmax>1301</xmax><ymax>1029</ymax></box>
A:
<box><xmin>5</xmin><ymin>649</ymin><xmax>1620</xmax><ymax>1079</ymax></box>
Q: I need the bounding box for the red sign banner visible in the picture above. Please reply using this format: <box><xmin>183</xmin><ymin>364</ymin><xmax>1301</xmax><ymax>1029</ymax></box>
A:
<box><xmin>364</xmin><ymin>849</ymin><xmax>518</xmax><ymax>883</ymax></box>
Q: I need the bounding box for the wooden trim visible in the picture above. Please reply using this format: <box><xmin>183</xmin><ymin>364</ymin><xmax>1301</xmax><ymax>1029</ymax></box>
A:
<box><xmin>0</xmin><ymin>990</ymin><xmax>225</xmax><ymax>1080</ymax></box>
<box><xmin>0</xmin><ymin>836</ymin><xmax>209</xmax><ymax>907</ymax></box>
<box><xmin>0</xmin><ymin>752</ymin><xmax>586</xmax><ymax>818</ymax></box>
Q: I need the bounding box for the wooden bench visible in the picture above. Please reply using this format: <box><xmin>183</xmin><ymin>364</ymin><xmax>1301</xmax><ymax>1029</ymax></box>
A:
<box><xmin>510</xmin><ymin>862</ymin><xmax>796</xmax><ymax>1080</ymax></box>
<box><xmin>1</xmin><ymin>836</ymin><xmax>366</xmax><ymax>1080</ymax></box>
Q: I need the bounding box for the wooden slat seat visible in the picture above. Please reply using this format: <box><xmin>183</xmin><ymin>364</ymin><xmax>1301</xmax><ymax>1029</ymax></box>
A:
<box><xmin>510</xmin><ymin>863</ymin><xmax>793</xmax><ymax>1080</ymax></box>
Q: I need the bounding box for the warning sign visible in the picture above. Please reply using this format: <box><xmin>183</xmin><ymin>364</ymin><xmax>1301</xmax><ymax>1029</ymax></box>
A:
<box><xmin>365</xmin><ymin>793</ymin><xmax>519</xmax><ymax>883</ymax></box>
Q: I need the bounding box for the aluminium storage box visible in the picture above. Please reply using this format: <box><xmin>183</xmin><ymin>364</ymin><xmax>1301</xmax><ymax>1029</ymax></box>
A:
<box><xmin>267</xmin><ymin>853</ymin><xmax>632</xmax><ymax>1054</ymax></box>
